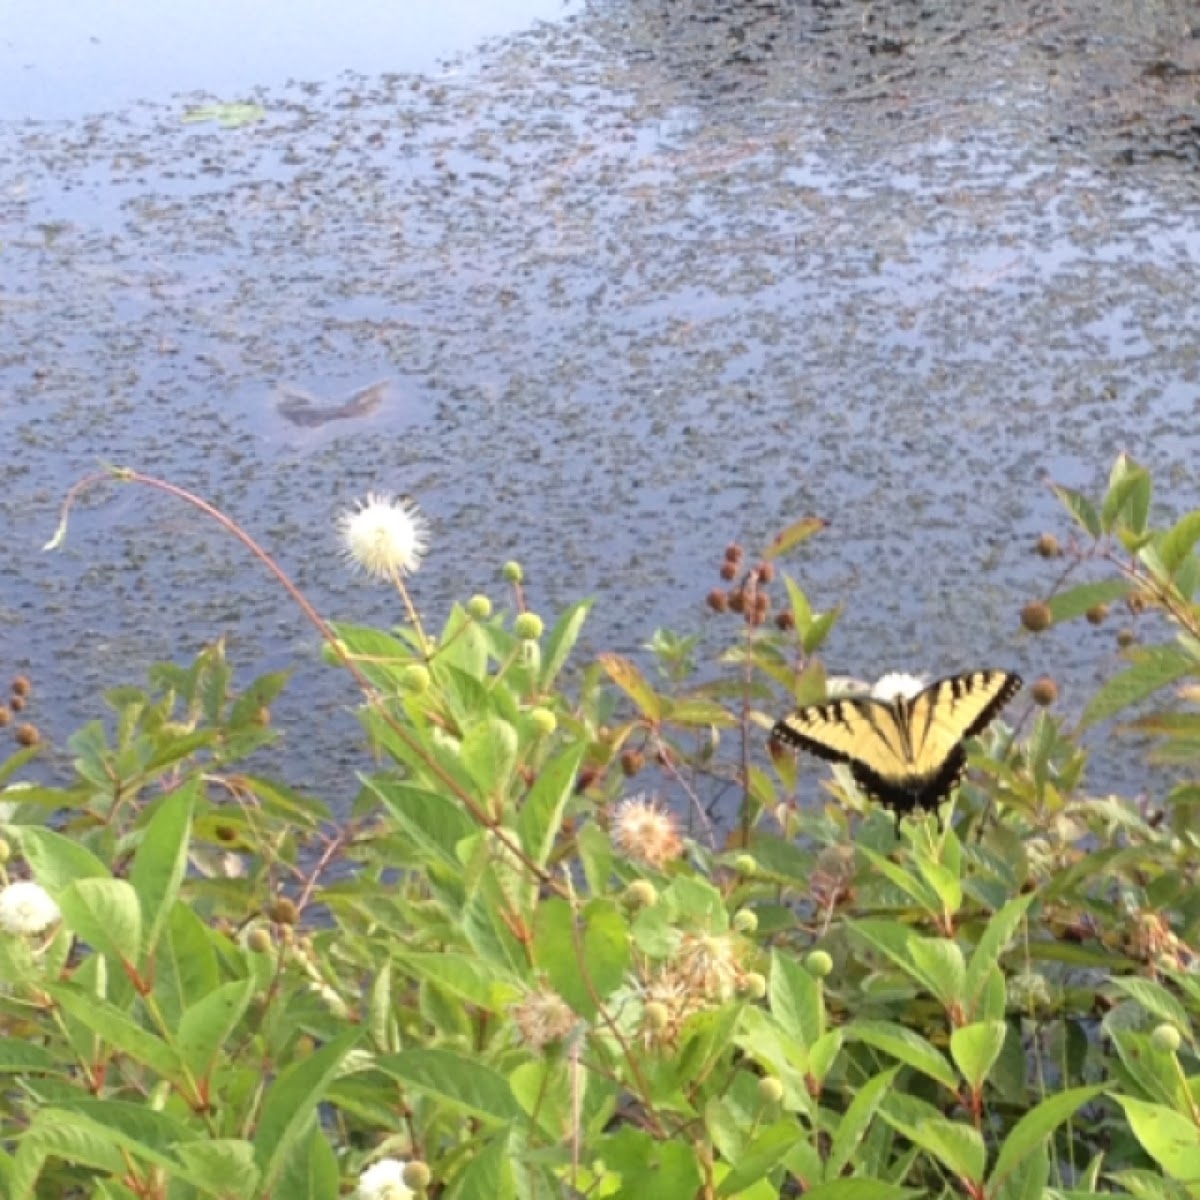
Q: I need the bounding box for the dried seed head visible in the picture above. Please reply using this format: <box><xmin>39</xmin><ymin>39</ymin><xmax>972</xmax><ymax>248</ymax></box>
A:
<box><xmin>0</xmin><ymin>706</ymin><xmax>9</xmax><ymax>727</ymax></box>
<box><xmin>269</xmin><ymin>897</ymin><xmax>299</xmax><ymax>925</ymax></box>
<box><xmin>724</xmin><ymin>543</ymin><xmax>744</xmax><ymax>564</ymax></box>
<box><xmin>756</xmin><ymin>561</ymin><xmax>776</xmax><ymax>584</ymax></box>
<box><xmin>620</xmin><ymin>749</ymin><xmax>645</xmax><ymax>777</ymax></box>
<box><xmin>1020</xmin><ymin>601</ymin><xmax>1053</xmax><ymax>633</ymax></box>
<box><xmin>511</xmin><ymin>987</ymin><xmax>577</xmax><ymax>1051</ymax></box>
<box><xmin>719</xmin><ymin>561</ymin><xmax>738</xmax><ymax>581</ymax></box>
<box><xmin>775</xmin><ymin>610</ymin><xmax>795</xmax><ymax>631</ymax></box>
<box><xmin>14</xmin><ymin>723</ymin><xmax>39</xmax><ymax>747</ymax></box>
<box><xmin>10</xmin><ymin>676</ymin><xmax>31</xmax><ymax>698</ymax></box>
<box><xmin>1030</xmin><ymin>676</ymin><xmax>1059</xmax><ymax>706</ymax></box>
<box><xmin>706</xmin><ymin>588</ymin><xmax>729</xmax><ymax>613</ymax></box>
<box><xmin>1116</xmin><ymin>627</ymin><xmax>1136</xmax><ymax>648</ymax></box>
<box><xmin>1085</xmin><ymin>603</ymin><xmax>1109</xmax><ymax>626</ymax></box>
<box><xmin>1035</xmin><ymin>532</ymin><xmax>1061</xmax><ymax>558</ymax></box>
<box><xmin>9</xmin><ymin>696</ymin><xmax>25</xmax><ymax>713</ymax></box>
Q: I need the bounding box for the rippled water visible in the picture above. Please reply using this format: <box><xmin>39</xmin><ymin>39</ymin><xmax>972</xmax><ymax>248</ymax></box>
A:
<box><xmin>3</xmin><ymin>0</ymin><xmax>1199</xmax><ymax>809</ymax></box>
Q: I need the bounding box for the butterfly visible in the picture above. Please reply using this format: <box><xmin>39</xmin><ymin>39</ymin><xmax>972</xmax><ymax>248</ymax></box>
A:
<box><xmin>771</xmin><ymin>670</ymin><xmax>1022</xmax><ymax>825</ymax></box>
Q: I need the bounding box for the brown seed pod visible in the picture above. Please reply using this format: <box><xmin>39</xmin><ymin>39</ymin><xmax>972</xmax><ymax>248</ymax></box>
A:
<box><xmin>724</xmin><ymin>543</ymin><xmax>744</xmax><ymax>564</ymax></box>
<box><xmin>1030</xmin><ymin>676</ymin><xmax>1059</xmax><ymax>706</ymax></box>
<box><xmin>620</xmin><ymin>750</ymin><xmax>645</xmax><ymax>777</ymax></box>
<box><xmin>706</xmin><ymin>588</ymin><xmax>729</xmax><ymax>613</ymax></box>
<box><xmin>10</xmin><ymin>676</ymin><xmax>31</xmax><ymax>698</ymax></box>
<box><xmin>1020</xmin><ymin>601</ymin><xmax>1053</xmax><ymax>633</ymax></box>
<box><xmin>14</xmin><ymin>723</ymin><xmax>39</xmax><ymax>747</ymax></box>
<box><xmin>1035</xmin><ymin>533</ymin><xmax>1061</xmax><ymax>558</ymax></box>
<box><xmin>1085</xmin><ymin>603</ymin><xmax>1109</xmax><ymax>626</ymax></box>
<box><xmin>719</xmin><ymin>561</ymin><xmax>737</xmax><ymax>581</ymax></box>
<box><xmin>775</xmin><ymin>611</ymin><xmax>796</xmax><ymax>631</ymax></box>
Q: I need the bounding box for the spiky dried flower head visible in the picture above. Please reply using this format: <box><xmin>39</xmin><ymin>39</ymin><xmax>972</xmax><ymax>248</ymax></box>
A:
<box><xmin>339</xmin><ymin>492</ymin><xmax>428</xmax><ymax>581</ymax></box>
<box><xmin>0</xmin><ymin>881</ymin><xmax>60</xmax><ymax>935</ymax></box>
<box><xmin>675</xmin><ymin>931</ymin><xmax>746</xmax><ymax>1003</ymax></box>
<box><xmin>612</xmin><ymin>795</ymin><xmax>683</xmax><ymax>869</ymax></box>
<box><xmin>511</xmin><ymin>986</ymin><xmax>578</xmax><ymax>1051</ymax></box>
<box><xmin>356</xmin><ymin>1157</ymin><xmax>415</xmax><ymax>1200</ymax></box>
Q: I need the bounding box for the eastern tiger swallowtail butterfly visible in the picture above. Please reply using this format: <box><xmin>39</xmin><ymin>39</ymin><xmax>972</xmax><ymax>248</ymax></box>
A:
<box><xmin>770</xmin><ymin>670</ymin><xmax>1022</xmax><ymax>825</ymax></box>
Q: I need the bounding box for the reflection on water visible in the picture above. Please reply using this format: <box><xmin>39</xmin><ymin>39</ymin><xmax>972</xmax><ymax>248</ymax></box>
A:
<box><xmin>0</xmin><ymin>0</ymin><xmax>577</xmax><ymax>120</ymax></box>
<box><xmin>2</xmin><ymin>0</ymin><xmax>1199</xmax><ymax>808</ymax></box>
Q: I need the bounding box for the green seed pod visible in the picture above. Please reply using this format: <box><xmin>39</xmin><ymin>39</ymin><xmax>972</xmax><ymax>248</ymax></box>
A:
<box><xmin>805</xmin><ymin>950</ymin><xmax>834</xmax><ymax>978</ymax></box>
<box><xmin>514</xmin><ymin>612</ymin><xmax>544</xmax><ymax>641</ymax></box>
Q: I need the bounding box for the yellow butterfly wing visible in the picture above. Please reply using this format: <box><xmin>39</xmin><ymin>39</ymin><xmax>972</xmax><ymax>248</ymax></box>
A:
<box><xmin>772</xmin><ymin>670</ymin><xmax>1021</xmax><ymax>821</ymax></box>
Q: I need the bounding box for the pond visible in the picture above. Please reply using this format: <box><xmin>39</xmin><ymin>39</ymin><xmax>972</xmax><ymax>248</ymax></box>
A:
<box><xmin>2</xmin><ymin>0</ymin><xmax>1198</xmax><ymax>814</ymax></box>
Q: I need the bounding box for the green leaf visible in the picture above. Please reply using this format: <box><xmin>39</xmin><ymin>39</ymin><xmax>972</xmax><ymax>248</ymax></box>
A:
<box><xmin>1052</xmin><ymin>485</ymin><xmax>1102</xmax><ymax>539</ymax></box>
<box><xmin>173</xmin><ymin>1140</ymin><xmax>259</xmax><ymax>1199</ymax></box>
<box><xmin>153</xmin><ymin>903</ymin><xmax>221</xmax><ymax>1027</ymax></box>
<box><xmin>534</xmin><ymin>897</ymin><xmax>629</xmax><ymax>1020</ymax></box>
<box><xmin>254</xmin><ymin>1028</ymin><xmax>361</xmax><ymax>1189</ymax></box>
<box><xmin>366</xmin><ymin>780</ymin><xmax>475</xmax><ymax>869</ymax></box>
<box><xmin>540</xmin><ymin>598</ymin><xmax>592</xmax><ymax>692</ymax></box>
<box><xmin>716</xmin><ymin>1121</ymin><xmax>797</xmax><ymax>1196</ymax></box>
<box><xmin>950</xmin><ymin>1021</ymin><xmax>1006</xmax><ymax>1091</ymax></box>
<box><xmin>905</xmin><ymin>935</ymin><xmax>966</xmax><ymax>1009</ymax></box>
<box><xmin>797</xmin><ymin>1183</ymin><xmax>917</xmax><ymax>1200</ymax></box>
<box><xmin>0</xmin><ymin>1040</ymin><xmax>61</xmax><ymax>1075</ymax></box>
<box><xmin>1102</xmin><ymin>456</ymin><xmax>1151</xmax><ymax>535</ymax></box>
<box><xmin>897</xmin><ymin>1116</ymin><xmax>985</xmax><ymax>1183</ymax></box>
<box><xmin>843</xmin><ymin>1020</ymin><xmax>957</xmax><ymax>1089</ymax></box>
<box><xmin>1157</xmin><ymin>510</ymin><xmax>1200</xmax><ymax>575</ymax></box>
<box><xmin>1113</xmin><ymin>1095</ymin><xmax>1200</xmax><ymax>1180</ymax></box>
<box><xmin>856</xmin><ymin>850</ymin><xmax>942</xmax><ymax>915</ymax></box>
<box><xmin>461</xmin><ymin>718</ymin><xmax>519</xmax><ymax>802</ymax></box>
<box><xmin>15</xmin><ymin>827</ymin><xmax>109</xmax><ymax>891</ymax></box>
<box><xmin>43</xmin><ymin>983</ymin><xmax>185</xmax><ymax>1081</ymax></box>
<box><xmin>129</xmin><ymin>783</ymin><xmax>195</xmax><ymax>960</ymax></box>
<box><xmin>395</xmin><ymin>951</ymin><xmax>520</xmax><ymax>1011</ymax></box>
<box><xmin>270</xmin><ymin>1121</ymin><xmax>339</xmax><ymax>1200</ymax></box>
<box><xmin>177</xmin><ymin>978</ymin><xmax>257</xmax><ymax>1080</ymax></box>
<box><xmin>1081</xmin><ymin>646</ymin><xmax>1196</xmax><ymax>727</ymax></box>
<box><xmin>1046</xmin><ymin>580</ymin><xmax>1132</xmax><ymax>624</ymax></box>
<box><xmin>824</xmin><ymin>1067</ymin><xmax>899</xmax><ymax>1180</ymax></box>
<box><xmin>378</xmin><ymin>1048</ymin><xmax>523</xmax><ymax>1125</ymax></box>
<box><xmin>58</xmin><ymin>878</ymin><xmax>142</xmax><ymax>968</ymax></box>
<box><xmin>963</xmin><ymin>894</ymin><xmax>1034</xmax><ymax>1012</ymax></box>
<box><xmin>1108</xmin><ymin>977</ymin><xmax>1192</xmax><ymax>1040</ymax></box>
<box><xmin>452</xmin><ymin>1129</ymin><xmax>516</xmax><ymax>1200</ymax></box>
<box><xmin>517</xmin><ymin>743</ymin><xmax>585</xmax><ymax>868</ymax></box>
<box><xmin>989</xmin><ymin>1085</ymin><xmax>1103</xmax><ymax>1189</ymax></box>
<box><xmin>769</xmin><ymin>951</ymin><xmax>823</xmax><ymax>1047</ymax></box>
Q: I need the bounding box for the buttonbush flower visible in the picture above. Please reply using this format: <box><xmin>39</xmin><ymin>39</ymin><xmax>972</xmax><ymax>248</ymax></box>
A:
<box><xmin>612</xmin><ymin>795</ymin><xmax>682</xmax><ymax>869</ymax></box>
<box><xmin>871</xmin><ymin>672</ymin><xmax>927</xmax><ymax>702</ymax></box>
<box><xmin>339</xmin><ymin>493</ymin><xmax>428</xmax><ymax>581</ymax></box>
<box><xmin>0</xmin><ymin>881</ymin><xmax>60</xmax><ymax>935</ymax></box>
<box><xmin>356</xmin><ymin>1158</ymin><xmax>414</xmax><ymax>1200</ymax></box>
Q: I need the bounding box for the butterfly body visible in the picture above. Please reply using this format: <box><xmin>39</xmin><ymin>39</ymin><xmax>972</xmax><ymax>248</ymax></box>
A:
<box><xmin>771</xmin><ymin>670</ymin><xmax>1022</xmax><ymax>823</ymax></box>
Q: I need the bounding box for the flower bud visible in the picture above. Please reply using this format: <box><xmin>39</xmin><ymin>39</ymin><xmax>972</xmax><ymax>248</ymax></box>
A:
<box><xmin>466</xmin><ymin>594</ymin><xmax>493</xmax><ymax>620</ymax></box>
<box><xmin>404</xmin><ymin>1161</ymin><xmax>433</xmax><ymax>1192</ymax></box>
<box><xmin>1151</xmin><ymin>1023</ymin><xmax>1182</xmax><ymax>1054</ymax></box>
<box><xmin>805</xmin><ymin>950</ymin><xmax>833</xmax><ymax>978</ymax></box>
<box><xmin>757</xmin><ymin>1076</ymin><xmax>785</xmax><ymax>1105</ymax></box>
<box><xmin>401</xmin><ymin>664</ymin><xmax>431</xmax><ymax>694</ymax></box>
<box><xmin>514</xmin><ymin>612</ymin><xmax>544</xmax><ymax>641</ymax></box>
<box><xmin>624</xmin><ymin>880</ymin><xmax>658</xmax><ymax>909</ymax></box>
<box><xmin>529</xmin><ymin>707</ymin><xmax>557</xmax><ymax>737</ymax></box>
<box><xmin>732</xmin><ymin>909</ymin><xmax>758</xmax><ymax>934</ymax></box>
<box><xmin>502</xmin><ymin>560</ymin><xmax>524</xmax><ymax>583</ymax></box>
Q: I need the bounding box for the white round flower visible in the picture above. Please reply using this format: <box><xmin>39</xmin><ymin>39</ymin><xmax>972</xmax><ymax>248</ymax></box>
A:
<box><xmin>339</xmin><ymin>493</ymin><xmax>428</xmax><ymax>581</ymax></box>
<box><xmin>0</xmin><ymin>881</ymin><xmax>60</xmax><ymax>935</ymax></box>
<box><xmin>871</xmin><ymin>672</ymin><xmax>927</xmax><ymax>703</ymax></box>
<box><xmin>357</xmin><ymin>1158</ymin><xmax>414</xmax><ymax>1200</ymax></box>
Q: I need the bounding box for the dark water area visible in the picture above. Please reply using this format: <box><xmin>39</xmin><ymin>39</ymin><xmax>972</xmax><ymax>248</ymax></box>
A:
<box><xmin>3</xmin><ymin>0</ymin><xmax>1200</xmax><ymax>813</ymax></box>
